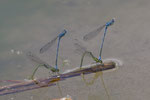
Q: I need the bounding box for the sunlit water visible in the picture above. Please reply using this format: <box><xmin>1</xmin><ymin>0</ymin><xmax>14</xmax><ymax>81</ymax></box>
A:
<box><xmin>1</xmin><ymin>0</ymin><xmax>150</xmax><ymax>100</ymax></box>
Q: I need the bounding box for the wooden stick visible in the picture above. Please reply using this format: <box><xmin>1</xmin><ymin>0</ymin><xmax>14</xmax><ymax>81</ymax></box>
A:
<box><xmin>0</xmin><ymin>61</ymin><xmax>116</xmax><ymax>96</ymax></box>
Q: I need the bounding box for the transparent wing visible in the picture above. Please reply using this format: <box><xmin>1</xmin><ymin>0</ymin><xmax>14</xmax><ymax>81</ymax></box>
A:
<box><xmin>74</xmin><ymin>43</ymin><xmax>91</xmax><ymax>57</ymax></box>
<box><xmin>83</xmin><ymin>25</ymin><xmax>105</xmax><ymax>41</ymax></box>
<box><xmin>26</xmin><ymin>52</ymin><xmax>53</xmax><ymax>69</ymax></box>
<box><xmin>39</xmin><ymin>36</ymin><xmax>58</xmax><ymax>54</ymax></box>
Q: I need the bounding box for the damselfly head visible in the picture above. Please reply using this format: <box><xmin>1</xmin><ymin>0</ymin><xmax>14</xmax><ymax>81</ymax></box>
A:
<box><xmin>112</xmin><ymin>18</ymin><xmax>115</xmax><ymax>24</ymax></box>
<box><xmin>58</xmin><ymin>29</ymin><xmax>67</xmax><ymax>38</ymax></box>
<box><xmin>106</xmin><ymin>18</ymin><xmax>115</xmax><ymax>27</ymax></box>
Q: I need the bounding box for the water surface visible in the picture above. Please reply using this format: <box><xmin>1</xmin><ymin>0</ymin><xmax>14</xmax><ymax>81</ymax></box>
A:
<box><xmin>0</xmin><ymin>0</ymin><xmax>150</xmax><ymax>100</ymax></box>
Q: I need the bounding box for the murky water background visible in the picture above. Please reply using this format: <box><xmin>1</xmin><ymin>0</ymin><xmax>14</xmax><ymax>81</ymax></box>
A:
<box><xmin>1</xmin><ymin>0</ymin><xmax>150</xmax><ymax>100</ymax></box>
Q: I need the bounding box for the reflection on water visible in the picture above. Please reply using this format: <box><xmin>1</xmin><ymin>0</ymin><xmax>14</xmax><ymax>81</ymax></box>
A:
<box><xmin>82</xmin><ymin>71</ymin><xmax>110</xmax><ymax>100</ymax></box>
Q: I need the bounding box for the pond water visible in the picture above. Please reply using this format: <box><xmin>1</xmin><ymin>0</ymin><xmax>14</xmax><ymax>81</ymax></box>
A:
<box><xmin>0</xmin><ymin>0</ymin><xmax>150</xmax><ymax>100</ymax></box>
